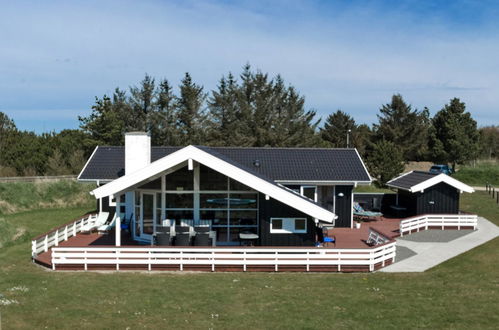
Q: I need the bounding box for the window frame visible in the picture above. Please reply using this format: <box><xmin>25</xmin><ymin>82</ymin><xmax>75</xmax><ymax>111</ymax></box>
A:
<box><xmin>270</xmin><ymin>217</ymin><xmax>307</xmax><ymax>234</ymax></box>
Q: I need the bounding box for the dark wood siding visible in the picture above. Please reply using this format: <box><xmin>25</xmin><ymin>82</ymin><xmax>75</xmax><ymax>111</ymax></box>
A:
<box><xmin>398</xmin><ymin>182</ymin><xmax>460</xmax><ymax>216</ymax></box>
<box><xmin>100</xmin><ymin>196</ymin><xmax>114</xmax><ymax>213</ymax></box>
<box><xmin>416</xmin><ymin>182</ymin><xmax>460</xmax><ymax>214</ymax></box>
<box><xmin>335</xmin><ymin>185</ymin><xmax>353</xmax><ymax>228</ymax></box>
<box><xmin>258</xmin><ymin>195</ymin><xmax>316</xmax><ymax>246</ymax></box>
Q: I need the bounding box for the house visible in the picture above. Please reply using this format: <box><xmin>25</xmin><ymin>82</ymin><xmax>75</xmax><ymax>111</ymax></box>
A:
<box><xmin>386</xmin><ymin>171</ymin><xmax>474</xmax><ymax>216</ymax></box>
<box><xmin>78</xmin><ymin>132</ymin><xmax>371</xmax><ymax>247</ymax></box>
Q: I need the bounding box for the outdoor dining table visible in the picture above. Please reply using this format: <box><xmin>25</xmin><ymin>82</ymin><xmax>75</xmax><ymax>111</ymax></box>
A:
<box><xmin>239</xmin><ymin>232</ymin><xmax>259</xmax><ymax>246</ymax></box>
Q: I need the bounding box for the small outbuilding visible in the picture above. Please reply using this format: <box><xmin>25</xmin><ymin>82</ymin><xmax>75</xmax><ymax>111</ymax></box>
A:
<box><xmin>387</xmin><ymin>171</ymin><xmax>474</xmax><ymax>216</ymax></box>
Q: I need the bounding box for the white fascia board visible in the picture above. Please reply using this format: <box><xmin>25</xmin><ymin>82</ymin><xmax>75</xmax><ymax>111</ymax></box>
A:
<box><xmin>77</xmin><ymin>146</ymin><xmax>99</xmax><ymax>181</ymax></box>
<box><xmin>386</xmin><ymin>171</ymin><xmax>414</xmax><ymax>186</ymax></box>
<box><xmin>354</xmin><ymin>148</ymin><xmax>373</xmax><ymax>183</ymax></box>
<box><xmin>91</xmin><ymin>146</ymin><xmax>337</xmax><ymax>222</ymax></box>
<box><xmin>410</xmin><ymin>174</ymin><xmax>474</xmax><ymax>193</ymax></box>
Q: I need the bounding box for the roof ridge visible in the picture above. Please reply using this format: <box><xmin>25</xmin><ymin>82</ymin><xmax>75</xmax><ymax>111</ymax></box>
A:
<box><xmin>97</xmin><ymin>145</ymin><xmax>357</xmax><ymax>151</ymax></box>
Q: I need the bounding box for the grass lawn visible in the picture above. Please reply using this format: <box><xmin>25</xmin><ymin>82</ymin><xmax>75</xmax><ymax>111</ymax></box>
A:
<box><xmin>0</xmin><ymin>193</ymin><xmax>498</xmax><ymax>329</ymax></box>
<box><xmin>353</xmin><ymin>185</ymin><xmax>393</xmax><ymax>193</ymax></box>
<box><xmin>453</xmin><ymin>162</ymin><xmax>499</xmax><ymax>186</ymax></box>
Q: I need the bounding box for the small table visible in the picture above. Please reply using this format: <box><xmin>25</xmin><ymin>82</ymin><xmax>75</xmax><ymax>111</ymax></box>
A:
<box><xmin>239</xmin><ymin>232</ymin><xmax>259</xmax><ymax>246</ymax></box>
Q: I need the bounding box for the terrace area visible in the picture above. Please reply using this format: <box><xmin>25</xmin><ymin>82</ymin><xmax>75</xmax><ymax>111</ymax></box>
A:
<box><xmin>32</xmin><ymin>214</ymin><xmax>404</xmax><ymax>272</ymax></box>
<box><xmin>32</xmin><ymin>212</ymin><xmax>478</xmax><ymax>273</ymax></box>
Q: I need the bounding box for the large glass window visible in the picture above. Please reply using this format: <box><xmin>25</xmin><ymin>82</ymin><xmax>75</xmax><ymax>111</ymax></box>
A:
<box><xmin>230</xmin><ymin>210</ymin><xmax>257</xmax><ymax>226</ymax></box>
<box><xmin>165</xmin><ymin>166</ymin><xmax>193</xmax><ymax>191</ymax></box>
<box><xmin>229</xmin><ymin>179</ymin><xmax>252</xmax><ymax>191</ymax></box>
<box><xmin>229</xmin><ymin>193</ymin><xmax>257</xmax><ymax>209</ymax></box>
<box><xmin>200</xmin><ymin>194</ymin><xmax>228</xmax><ymax>208</ymax></box>
<box><xmin>200</xmin><ymin>165</ymin><xmax>228</xmax><ymax>190</ymax></box>
<box><xmin>166</xmin><ymin>193</ymin><xmax>194</xmax><ymax>208</ymax></box>
<box><xmin>135</xmin><ymin>163</ymin><xmax>258</xmax><ymax>244</ymax></box>
<box><xmin>200</xmin><ymin>210</ymin><xmax>228</xmax><ymax>225</ymax></box>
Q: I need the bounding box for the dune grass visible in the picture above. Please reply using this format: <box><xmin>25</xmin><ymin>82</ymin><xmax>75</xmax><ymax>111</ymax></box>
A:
<box><xmin>0</xmin><ymin>193</ymin><xmax>497</xmax><ymax>329</ymax></box>
<box><xmin>0</xmin><ymin>180</ymin><xmax>95</xmax><ymax>215</ymax></box>
<box><xmin>454</xmin><ymin>163</ymin><xmax>499</xmax><ymax>186</ymax></box>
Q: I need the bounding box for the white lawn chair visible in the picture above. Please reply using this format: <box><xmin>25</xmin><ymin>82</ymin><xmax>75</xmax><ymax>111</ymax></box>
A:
<box><xmin>97</xmin><ymin>213</ymin><xmax>117</xmax><ymax>234</ymax></box>
<box><xmin>81</xmin><ymin>212</ymin><xmax>110</xmax><ymax>233</ymax></box>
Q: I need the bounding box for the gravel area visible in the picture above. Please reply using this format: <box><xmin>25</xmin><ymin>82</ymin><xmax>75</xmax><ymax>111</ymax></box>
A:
<box><xmin>399</xmin><ymin>229</ymin><xmax>474</xmax><ymax>242</ymax></box>
<box><xmin>394</xmin><ymin>246</ymin><xmax>417</xmax><ymax>263</ymax></box>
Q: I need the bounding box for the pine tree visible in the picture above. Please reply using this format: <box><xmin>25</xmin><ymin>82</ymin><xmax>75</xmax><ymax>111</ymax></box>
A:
<box><xmin>150</xmin><ymin>79</ymin><xmax>179</xmax><ymax>145</ymax></box>
<box><xmin>321</xmin><ymin>110</ymin><xmax>357</xmax><ymax>148</ymax></box>
<box><xmin>429</xmin><ymin>98</ymin><xmax>479</xmax><ymax>171</ymax></box>
<box><xmin>0</xmin><ymin>112</ymin><xmax>17</xmax><ymax>166</ymax></box>
<box><xmin>207</xmin><ymin>74</ymin><xmax>252</xmax><ymax>146</ymax></box>
<box><xmin>176</xmin><ymin>73</ymin><xmax>207</xmax><ymax>145</ymax></box>
<box><xmin>368</xmin><ymin>140</ymin><xmax>405</xmax><ymax>187</ymax></box>
<box><xmin>129</xmin><ymin>74</ymin><xmax>155</xmax><ymax>131</ymax></box>
<box><xmin>79</xmin><ymin>95</ymin><xmax>125</xmax><ymax>146</ymax></box>
<box><xmin>374</xmin><ymin>94</ymin><xmax>430</xmax><ymax>161</ymax></box>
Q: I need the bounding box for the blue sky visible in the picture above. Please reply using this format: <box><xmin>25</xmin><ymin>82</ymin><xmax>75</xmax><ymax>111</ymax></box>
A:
<box><xmin>1</xmin><ymin>0</ymin><xmax>498</xmax><ymax>133</ymax></box>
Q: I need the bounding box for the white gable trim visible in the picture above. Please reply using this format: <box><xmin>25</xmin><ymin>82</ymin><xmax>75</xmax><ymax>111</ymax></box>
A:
<box><xmin>387</xmin><ymin>171</ymin><xmax>474</xmax><ymax>193</ymax></box>
<box><xmin>354</xmin><ymin>148</ymin><xmax>373</xmax><ymax>183</ymax></box>
<box><xmin>410</xmin><ymin>173</ymin><xmax>474</xmax><ymax>193</ymax></box>
<box><xmin>91</xmin><ymin>145</ymin><xmax>337</xmax><ymax>222</ymax></box>
<box><xmin>77</xmin><ymin>146</ymin><xmax>99</xmax><ymax>181</ymax></box>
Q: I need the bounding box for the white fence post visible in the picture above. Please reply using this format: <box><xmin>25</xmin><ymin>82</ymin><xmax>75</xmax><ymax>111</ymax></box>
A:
<box><xmin>243</xmin><ymin>251</ymin><xmax>247</xmax><ymax>272</ymax></box>
<box><xmin>274</xmin><ymin>252</ymin><xmax>278</xmax><ymax>272</ymax></box>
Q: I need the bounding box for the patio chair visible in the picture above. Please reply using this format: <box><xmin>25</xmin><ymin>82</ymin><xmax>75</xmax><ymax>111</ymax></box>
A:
<box><xmin>175</xmin><ymin>226</ymin><xmax>191</xmax><ymax>234</ymax></box>
<box><xmin>155</xmin><ymin>232</ymin><xmax>171</xmax><ymax>246</ymax></box>
<box><xmin>81</xmin><ymin>212</ymin><xmax>110</xmax><ymax>233</ymax></box>
<box><xmin>194</xmin><ymin>226</ymin><xmax>210</xmax><ymax>233</ymax></box>
<box><xmin>174</xmin><ymin>232</ymin><xmax>191</xmax><ymax>246</ymax></box>
<box><xmin>97</xmin><ymin>213</ymin><xmax>117</xmax><ymax>234</ymax></box>
<box><xmin>353</xmin><ymin>202</ymin><xmax>382</xmax><ymax>221</ymax></box>
<box><xmin>194</xmin><ymin>233</ymin><xmax>211</xmax><ymax>246</ymax></box>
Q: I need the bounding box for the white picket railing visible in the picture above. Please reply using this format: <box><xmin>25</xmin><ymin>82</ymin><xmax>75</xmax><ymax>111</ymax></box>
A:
<box><xmin>400</xmin><ymin>213</ymin><xmax>478</xmax><ymax>237</ymax></box>
<box><xmin>31</xmin><ymin>213</ymin><xmax>97</xmax><ymax>257</ymax></box>
<box><xmin>51</xmin><ymin>242</ymin><xmax>396</xmax><ymax>272</ymax></box>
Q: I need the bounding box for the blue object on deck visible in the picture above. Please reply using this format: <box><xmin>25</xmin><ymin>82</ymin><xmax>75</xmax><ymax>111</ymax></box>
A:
<box><xmin>324</xmin><ymin>237</ymin><xmax>335</xmax><ymax>243</ymax></box>
<box><xmin>121</xmin><ymin>223</ymin><xmax>129</xmax><ymax>230</ymax></box>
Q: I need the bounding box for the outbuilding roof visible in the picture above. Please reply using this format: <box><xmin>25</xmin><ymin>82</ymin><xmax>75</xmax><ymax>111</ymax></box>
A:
<box><xmin>78</xmin><ymin>146</ymin><xmax>371</xmax><ymax>184</ymax></box>
<box><xmin>387</xmin><ymin>171</ymin><xmax>474</xmax><ymax>193</ymax></box>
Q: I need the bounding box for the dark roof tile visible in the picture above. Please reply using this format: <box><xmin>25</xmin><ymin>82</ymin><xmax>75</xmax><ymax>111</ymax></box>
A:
<box><xmin>387</xmin><ymin>171</ymin><xmax>439</xmax><ymax>190</ymax></box>
<box><xmin>78</xmin><ymin>146</ymin><xmax>371</xmax><ymax>183</ymax></box>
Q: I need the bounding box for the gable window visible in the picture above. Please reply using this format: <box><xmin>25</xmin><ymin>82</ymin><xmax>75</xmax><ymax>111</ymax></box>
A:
<box><xmin>270</xmin><ymin>218</ymin><xmax>307</xmax><ymax>234</ymax></box>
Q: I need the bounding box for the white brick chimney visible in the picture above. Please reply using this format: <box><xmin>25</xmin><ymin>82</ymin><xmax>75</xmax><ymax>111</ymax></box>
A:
<box><xmin>125</xmin><ymin>132</ymin><xmax>151</xmax><ymax>175</ymax></box>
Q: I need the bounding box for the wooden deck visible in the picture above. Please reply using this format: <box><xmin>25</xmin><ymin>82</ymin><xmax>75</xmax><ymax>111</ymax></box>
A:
<box><xmin>34</xmin><ymin>218</ymin><xmax>401</xmax><ymax>271</ymax></box>
<box><xmin>34</xmin><ymin>230</ymin><xmax>139</xmax><ymax>268</ymax></box>
<box><xmin>324</xmin><ymin>217</ymin><xmax>402</xmax><ymax>248</ymax></box>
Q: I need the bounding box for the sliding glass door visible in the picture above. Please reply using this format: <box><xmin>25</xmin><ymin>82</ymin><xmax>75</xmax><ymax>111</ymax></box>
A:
<box><xmin>140</xmin><ymin>192</ymin><xmax>155</xmax><ymax>240</ymax></box>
